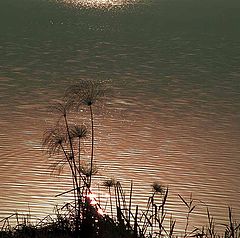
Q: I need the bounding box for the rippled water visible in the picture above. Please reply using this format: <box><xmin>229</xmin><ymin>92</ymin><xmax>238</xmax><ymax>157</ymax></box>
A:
<box><xmin>0</xmin><ymin>0</ymin><xmax>240</xmax><ymax>232</ymax></box>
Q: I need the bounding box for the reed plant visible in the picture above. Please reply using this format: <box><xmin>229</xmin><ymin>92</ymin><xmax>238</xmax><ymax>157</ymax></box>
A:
<box><xmin>42</xmin><ymin>79</ymin><xmax>106</xmax><ymax>237</ymax></box>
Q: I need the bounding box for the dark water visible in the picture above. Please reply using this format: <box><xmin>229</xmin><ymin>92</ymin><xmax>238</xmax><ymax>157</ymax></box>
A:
<box><xmin>0</xmin><ymin>0</ymin><xmax>240</xmax><ymax>232</ymax></box>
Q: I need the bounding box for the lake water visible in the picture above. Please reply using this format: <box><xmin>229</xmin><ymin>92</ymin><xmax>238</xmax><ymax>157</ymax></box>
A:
<box><xmin>0</xmin><ymin>0</ymin><xmax>240</xmax><ymax>233</ymax></box>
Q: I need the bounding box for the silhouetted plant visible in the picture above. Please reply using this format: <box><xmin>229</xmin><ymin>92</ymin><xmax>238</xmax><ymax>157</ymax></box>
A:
<box><xmin>43</xmin><ymin>124</ymin><xmax>80</xmax><ymax>224</ymax></box>
<box><xmin>152</xmin><ymin>182</ymin><xmax>165</xmax><ymax>196</ymax></box>
<box><xmin>43</xmin><ymin>126</ymin><xmax>67</xmax><ymax>157</ymax></box>
<box><xmin>65</xmin><ymin>79</ymin><xmax>105</xmax><ymax>188</ymax></box>
<box><xmin>49</xmin><ymin>101</ymin><xmax>73</xmax><ymax>117</ymax></box>
<box><xmin>47</xmin><ymin>101</ymin><xmax>80</xmax><ymax>200</ymax></box>
<box><xmin>224</xmin><ymin>207</ymin><xmax>240</xmax><ymax>238</ymax></box>
<box><xmin>70</xmin><ymin>124</ymin><xmax>88</xmax><ymax>186</ymax></box>
<box><xmin>103</xmin><ymin>178</ymin><xmax>117</xmax><ymax>219</ymax></box>
<box><xmin>65</xmin><ymin>80</ymin><xmax>105</xmax><ymax>108</ymax></box>
<box><xmin>42</xmin><ymin>125</ymin><xmax>77</xmax><ymax>192</ymax></box>
<box><xmin>178</xmin><ymin>193</ymin><xmax>197</xmax><ymax>238</ymax></box>
<box><xmin>148</xmin><ymin>182</ymin><xmax>166</xmax><ymax>236</ymax></box>
<box><xmin>80</xmin><ymin>163</ymin><xmax>99</xmax><ymax>179</ymax></box>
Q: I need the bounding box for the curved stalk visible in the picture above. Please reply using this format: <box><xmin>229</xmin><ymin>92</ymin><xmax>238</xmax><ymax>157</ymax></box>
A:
<box><xmin>63</xmin><ymin>114</ymin><xmax>77</xmax><ymax>175</ymax></box>
<box><xmin>63</xmin><ymin>114</ymin><xmax>80</xmax><ymax>206</ymax></box>
<box><xmin>60</xmin><ymin>144</ymin><xmax>78</xmax><ymax>199</ymax></box>
<box><xmin>89</xmin><ymin>105</ymin><xmax>94</xmax><ymax>188</ymax></box>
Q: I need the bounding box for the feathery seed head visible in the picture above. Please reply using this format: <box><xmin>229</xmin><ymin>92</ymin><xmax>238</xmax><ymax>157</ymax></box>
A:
<box><xmin>80</xmin><ymin>163</ymin><xmax>98</xmax><ymax>178</ymax></box>
<box><xmin>70</xmin><ymin>124</ymin><xmax>88</xmax><ymax>140</ymax></box>
<box><xmin>49</xmin><ymin>100</ymin><xmax>73</xmax><ymax>117</ymax></box>
<box><xmin>65</xmin><ymin>79</ymin><xmax>105</xmax><ymax>109</ymax></box>
<box><xmin>103</xmin><ymin>178</ymin><xmax>117</xmax><ymax>188</ymax></box>
<box><xmin>152</xmin><ymin>182</ymin><xmax>165</xmax><ymax>194</ymax></box>
<box><xmin>42</xmin><ymin>126</ymin><xmax>67</xmax><ymax>156</ymax></box>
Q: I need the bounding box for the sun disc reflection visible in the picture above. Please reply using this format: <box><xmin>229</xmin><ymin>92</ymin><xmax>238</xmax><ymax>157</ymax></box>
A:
<box><xmin>57</xmin><ymin>0</ymin><xmax>139</xmax><ymax>9</ymax></box>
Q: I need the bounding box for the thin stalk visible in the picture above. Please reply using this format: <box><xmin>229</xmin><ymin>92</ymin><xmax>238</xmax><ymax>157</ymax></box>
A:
<box><xmin>142</xmin><ymin>197</ymin><xmax>152</xmax><ymax>232</ymax></box>
<box><xmin>63</xmin><ymin>113</ymin><xmax>80</xmax><ymax>228</ymax></box>
<box><xmin>134</xmin><ymin>205</ymin><xmax>139</xmax><ymax>238</ymax></box>
<box><xmin>63</xmin><ymin>114</ymin><xmax>77</xmax><ymax>180</ymax></box>
<box><xmin>89</xmin><ymin>105</ymin><xmax>94</xmax><ymax>188</ymax></box>
<box><xmin>60</xmin><ymin>140</ymin><xmax>82</xmax><ymax>238</ymax></box>
<box><xmin>60</xmin><ymin>143</ymin><xmax>77</xmax><ymax>209</ymax></box>
<box><xmin>151</xmin><ymin>193</ymin><xmax>155</xmax><ymax>235</ymax></box>
<box><xmin>78</xmin><ymin>138</ymin><xmax>81</xmax><ymax>188</ymax></box>
<box><xmin>109</xmin><ymin>187</ymin><xmax>113</xmax><ymax>219</ymax></box>
<box><xmin>114</xmin><ymin>184</ymin><xmax>118</xmax><ymax>217</ymax></box>
<box><xmin>129</xmin><ymin>180</ymin><xmax>133</xmax><ymax>224</ymax></box>
<box><xmin>118</xmin><ymin>183</ymin><xmax>128</xmax><ymax>218</ymax></box>
<box><xmin>60</xmin><ymin>143</ymin><xmax>75</xmax><ymax>183</ymax></box>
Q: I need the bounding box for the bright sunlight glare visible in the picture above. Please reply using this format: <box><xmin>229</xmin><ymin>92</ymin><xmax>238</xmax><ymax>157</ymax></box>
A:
<box><xmin>57</xmin><ymin>0</ymin><xmax>140</xmax><ymax>9</ymax></box>
<box><xmin>87</xmin><ymin>191</ymin><xmax>105</xmax><ymax>216</ymax></box>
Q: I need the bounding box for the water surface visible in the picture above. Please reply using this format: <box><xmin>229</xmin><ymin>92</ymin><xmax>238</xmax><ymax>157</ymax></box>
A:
<box><xmin>0</xmin><ymin>0</ymin><xmax>240</xmax><ymax>232</ymax></box>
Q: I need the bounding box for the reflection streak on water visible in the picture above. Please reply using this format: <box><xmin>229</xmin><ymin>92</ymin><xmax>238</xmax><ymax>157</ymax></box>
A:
<box><xmin>58</xmin><ymin>0</ymin><xmax>139</xmax><ymax>8</ymax></box>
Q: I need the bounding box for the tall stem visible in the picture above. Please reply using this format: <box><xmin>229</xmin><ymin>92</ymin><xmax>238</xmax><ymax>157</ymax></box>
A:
<box><xmin>78</xmin><ymin>138</ymin><xmax>81</xmax><ymax>187</ymax></box>
<box><xmin>60</xmin><ymin>144</ymin><xmax>77</xmax><ymax>198</ymax></box>
<box><xmin>63</xmin><ymin>114</ymin><xmax>79</xmax><ymax>216</ymax></box>
<box><xmin>77</xmin><ymin>138</ymin><xmax>81</xmax><ymax>238</ymax></box>
<box><xmin>109</xmin><ymin>187</ymin><xmax>113</xmax><ymax>219</ymax></box>
<box><xmin>89</xmin><ymin>105</ymin><xmax>94</xmax><ymax>188</ymax></box>
<box><xmin>151</xmin><ymin>193</ymin><xmax>155</xmax><ymax>235</ymax></box>
<box><xmin>64</xmin><ymin>115</ymin><xmax>76</xmax><ymax>172</ymax></box>
<box><xmin>60</xmin><ymin>144</ymin><xmax>75</xmax><ymax>182</ymax></box>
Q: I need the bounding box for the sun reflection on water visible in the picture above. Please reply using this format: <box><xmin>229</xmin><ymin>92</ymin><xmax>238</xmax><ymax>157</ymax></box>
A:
<box><xmin>86</xmin><ymin>191</ymin><xmax>105</xmax><ymax>216</ymax></box>
<box><xmin>57</xmin><ymin>0</ymin><xmax>139</xmax><ymax>9</ymax></box>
